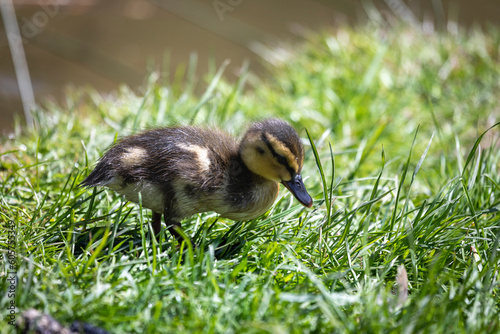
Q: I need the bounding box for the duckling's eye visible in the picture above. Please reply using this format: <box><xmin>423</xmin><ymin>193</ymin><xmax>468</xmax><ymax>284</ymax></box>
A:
<box><xmin>256</xmin><ymin>147</ymin><xmax>265</xmax><ymax>155</ymax></box>
<box><xmin>276</xmin><ymin>154</ymin><xmax>288</xmax><ymax>167</ymax></box>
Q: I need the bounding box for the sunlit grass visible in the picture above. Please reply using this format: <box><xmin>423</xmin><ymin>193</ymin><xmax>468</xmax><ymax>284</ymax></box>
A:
<box><xmin>1</xmin><ymin>21</ymin><xmax>499</xmax><ymax>333</ymax></box>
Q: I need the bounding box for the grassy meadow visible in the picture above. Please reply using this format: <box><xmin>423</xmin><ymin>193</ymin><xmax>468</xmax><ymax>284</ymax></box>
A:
<box><xmin>1</xmin><ymin>21</ymin><xmax>499</xmax><ymax>333</ymax></box>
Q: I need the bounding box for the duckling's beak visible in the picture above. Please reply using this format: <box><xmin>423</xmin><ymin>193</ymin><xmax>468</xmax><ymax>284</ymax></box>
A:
<box><xmin>282</xmin><ymin>175</ymin><xmax>313</xmax><ymax>208</ymax></box>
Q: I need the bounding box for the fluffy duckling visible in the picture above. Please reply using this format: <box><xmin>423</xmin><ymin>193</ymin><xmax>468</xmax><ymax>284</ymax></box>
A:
<box><xmin>80</xmin><ymin>119</ymin><xmax>313</xmax><ymax>242</ymax></box>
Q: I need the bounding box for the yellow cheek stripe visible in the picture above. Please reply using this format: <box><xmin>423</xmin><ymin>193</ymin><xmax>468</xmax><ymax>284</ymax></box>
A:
<box><xmin>240</xmin><ymin>144</ymin><xmax>281</xmax><ymax>182</ymax></box>
<box><xmin>265</xmin><ymin>133</ymin><xmax>300</xmax><ymax>173</ymax></box>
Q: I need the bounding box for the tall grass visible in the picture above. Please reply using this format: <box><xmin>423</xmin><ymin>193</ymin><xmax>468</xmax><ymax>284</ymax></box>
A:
<box><xmin>1</xmin><ymin>22</ymin><xmax>499</xmax><ymax>333</ymax></box>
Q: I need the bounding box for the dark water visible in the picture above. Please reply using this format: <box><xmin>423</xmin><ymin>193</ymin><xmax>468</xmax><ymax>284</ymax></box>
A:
<box><xmin>1</xmin><ymin>0</ymin><xmax>499</xmax><ymax>132</ymax></box>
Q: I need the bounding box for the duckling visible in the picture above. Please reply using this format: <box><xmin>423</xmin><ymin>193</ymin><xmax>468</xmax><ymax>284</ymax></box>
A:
<box><xmin>80</xmin><ymin>118</ymin><xmax>313</xmax><ymax>243</ymax></box>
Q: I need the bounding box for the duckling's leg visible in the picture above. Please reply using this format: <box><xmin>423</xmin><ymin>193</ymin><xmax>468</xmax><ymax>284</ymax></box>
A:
<box><xmin>163</xmin><ymin>210</ymin><xmax>194</xmax><ymax>246</ymax></box>
<box><xmin>165</xmin><ymin>218</ymin><xmax>183</xmax><ymax>242</ymax></box>
<box><xmin>151</xmin><ymin>212</ymin><xmax>162</xmax><ymax>235</ymax></box>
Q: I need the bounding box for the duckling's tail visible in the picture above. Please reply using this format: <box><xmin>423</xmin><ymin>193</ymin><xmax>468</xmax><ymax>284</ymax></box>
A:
<box><xmin>79</xmin><ymin>162</ymin><xmax>114</xmax><ymax>188</ymax></box>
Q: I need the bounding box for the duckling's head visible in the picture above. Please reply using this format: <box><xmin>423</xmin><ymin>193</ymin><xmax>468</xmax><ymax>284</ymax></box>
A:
<box><xmin>239</xmin><ymin>119</ymin><xmax>313</xmax><ymax>208</ymax></box>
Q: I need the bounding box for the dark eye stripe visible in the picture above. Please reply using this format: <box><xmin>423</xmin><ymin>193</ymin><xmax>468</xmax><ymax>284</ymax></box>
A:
<box><xmin>276</xmin><ymin>155</ymin><xmax>288</xmax><ymax>166</ymax></box>
<box><xmin>261</xmin><ymin>133</ymin><xmax>296</xmax><ymax>177</ymax></box>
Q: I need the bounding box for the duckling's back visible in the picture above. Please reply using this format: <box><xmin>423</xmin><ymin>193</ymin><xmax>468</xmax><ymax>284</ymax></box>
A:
<box><xmin>80</xmin><ymin>126</ymin><xmax>239</xmax><ymax>215</ymax></box>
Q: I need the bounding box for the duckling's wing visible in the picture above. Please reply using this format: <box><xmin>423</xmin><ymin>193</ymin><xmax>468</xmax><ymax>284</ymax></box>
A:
<box><xmin>80</xmin><ymin>126</ymin><xmax>237</xmax><ymax>189</ymax></box>
<box><xmin>80</xmin><ymin>130</ymin><xmax>172</xmax><ymax>188</ymax></box>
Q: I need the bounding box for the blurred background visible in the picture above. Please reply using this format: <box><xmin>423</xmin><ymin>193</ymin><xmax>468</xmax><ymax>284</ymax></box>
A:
<box><xmin>1</xmin><ymin>0</ymin><xmax>499</xmax><ymax>133</ymax></box>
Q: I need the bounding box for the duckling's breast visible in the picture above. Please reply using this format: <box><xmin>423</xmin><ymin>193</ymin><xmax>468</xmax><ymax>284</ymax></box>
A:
<box><xmin>196</xmin><ymin>157</ymin><xmax>280</xmax><ymax>220</ymax></box>
<box><xmin>216</xmin><ymin>179</ymin><xmax>279</xmax><ymax>220</ymax></box>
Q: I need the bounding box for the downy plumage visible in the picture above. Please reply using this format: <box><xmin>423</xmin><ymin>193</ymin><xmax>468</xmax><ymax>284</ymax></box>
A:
<box><xmin>80</xmin><ymin>119</ymin><xmax>313</xmax><ymax>243</ymax></box>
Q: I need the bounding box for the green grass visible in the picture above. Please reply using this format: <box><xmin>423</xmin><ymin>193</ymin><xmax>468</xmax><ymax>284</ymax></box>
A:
<box><xmin>1</xmin><ymin>21</ymin><xmax>500</xmax><ymax>333</ymax></box>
